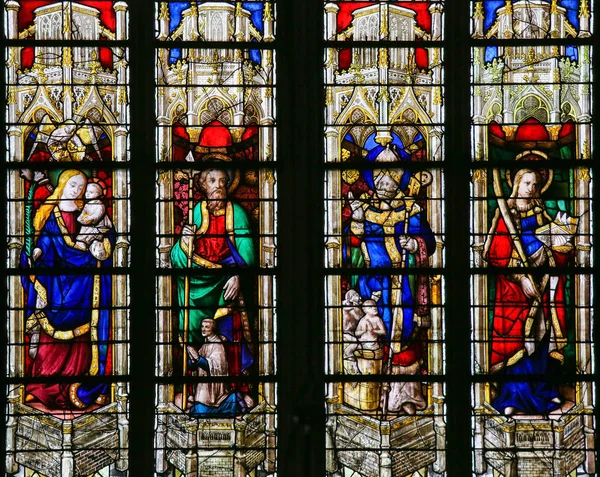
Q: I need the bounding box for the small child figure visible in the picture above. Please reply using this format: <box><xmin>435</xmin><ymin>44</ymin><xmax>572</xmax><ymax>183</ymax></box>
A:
<box><xmin>76</xmin><ymin>182</ymin><xmax>112</xmax><ymax>253</ymax></box>
<box><xmin>342</xmin><ymin>289</ymin><xmax>363</xmax><ymax>374</ymax></box>
<box><xmin>355</xmin><ymin>300</ymin><xmax>387</xmax><ymax>351</ymax></box>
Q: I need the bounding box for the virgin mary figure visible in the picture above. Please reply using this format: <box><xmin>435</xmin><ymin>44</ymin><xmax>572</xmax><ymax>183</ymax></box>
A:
<box><xmin>21</xmin><ymin>169</ymin><xmax>115</xmax><ymax>410</ymax></box>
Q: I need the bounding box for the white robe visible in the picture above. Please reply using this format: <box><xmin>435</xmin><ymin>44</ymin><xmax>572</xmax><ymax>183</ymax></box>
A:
<box><xmin>194</xmin><ymin>334</ymin><xmax>229</xmax><ymax>407</ymax></box>
<box><xmin>387</xmin><ymin>361</ymin><xmax>427</xmax><ymax>413</ymax></box>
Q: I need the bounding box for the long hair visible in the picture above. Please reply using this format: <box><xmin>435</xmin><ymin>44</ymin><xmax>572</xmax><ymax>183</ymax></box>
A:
<box><xmin>33</xmin><ymin>169</ymin><xmax>87</xmax><ymax>238</ymax></box>
<box><xmin>507</xmin><ymin>168</ymin><xmax>543</xmax><ymax>209</ymax></box>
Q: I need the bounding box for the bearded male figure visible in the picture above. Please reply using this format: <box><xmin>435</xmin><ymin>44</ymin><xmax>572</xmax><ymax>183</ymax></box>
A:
<box><xmin>171</xmin><ymin>166</ymin><xmax>256</xmax><ymax>384</ymax></box>
<box><xmin>485</xmin><ymin>168</ymin><xmax>575</xmax><ymax>416</ymax></box>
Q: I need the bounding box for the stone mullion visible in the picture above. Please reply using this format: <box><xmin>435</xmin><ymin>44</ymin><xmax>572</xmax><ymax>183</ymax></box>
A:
<box><xmin>574</xmin><ymin>170</ymin><xmax>595</xmax><ymax>473</ymax></box>
<box><xmin>324</xmin><ymin>147</ymin><xmax>342</xmax><ymax>381</ymax></box>
<box><xmin>470</xmin><ymin>48</ymin><xmax>489</xmax><ymax>476</ymax></box>
<box><xmin>5</xmin><ymin>168</ymin><xmax>23</xmax><ymax>475</ymax></box>
<box><xmin>257</xmin><ymin>43</ymin><xmax>277</xmax><ymax>473</ymax></box>
<box><xmin>258</xmin><ymin>120</ymin><xmax>277</xmax><ymax>469</ymax></box>
<box><xmin>112</xmin><ymin>162</ymin><xmax>130</xmax><ymax>471</ymax></box>
<box><xmin>4</xmin><ymin>114</ymin><xmax>23</xmax><ymax>477</ymax></box>
<box><xmin>428</xmin><ymin>148</ymin><xmax>446</xmax><ymax>476</ymax></box>
<box><xmin>154</xmin><ymin>108</ymin><xmax>173</xmax><ymax>473</ymax></box>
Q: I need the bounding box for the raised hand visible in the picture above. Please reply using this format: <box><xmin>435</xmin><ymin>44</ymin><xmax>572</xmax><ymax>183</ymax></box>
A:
<box><xmin>32</xmin><ymin>247</ymin><xmax>42</xmax><ymax>261</ymax></box>
<box><xmin>186</xmin><ymin>344</ymin><xmax>199</xmax><ymax>362</ymax></box>
<box><xmin>348</xmin><ymin>191</ymin><xmax>364</xmax><ymax>221</ymax></box>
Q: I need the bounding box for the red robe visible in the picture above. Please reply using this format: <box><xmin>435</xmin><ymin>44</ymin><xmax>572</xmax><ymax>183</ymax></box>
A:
<box><xmin>486</xmin><ymin>213</ymin><xmax>570</xmax><ymax>372</ymax></box>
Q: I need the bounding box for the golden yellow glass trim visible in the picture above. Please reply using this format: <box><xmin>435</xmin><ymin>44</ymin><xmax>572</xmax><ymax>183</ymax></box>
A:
<box><xmin>214</xmin><ymin>307</ymin><xmax>231</xmax><ymax>320</ymax></box>
<box><xmin>506</xmin><ymin>348</ymin><xmax>526</xmax><ymax>367</ymax></box>
<box><xmin>54</xmin><ymin>207</ymin><xmax>81</xmax><ymax>250</ymax></box>
<box><xmin>364</xmin><ymin>206</ymin><xmax>418</xmax><ymax>227</ymax></box>
<box><xmin>69</xmin><ymin>383</ymin><xmax>87</xmax><ymax>409</ymax></box>
<box><xmin>237</xmin><ymin>293</ymin><xmax>253</xmax><ymax>347</ymax></box>
<box><xmin>89</xmin><ymin>271</ymin><xmax>101</xmax><ymax>376</ymax></box>
<box><xmin>350</xmin><ymin>220</ymin><xmax>365</xmax><ymax>237</ymax></box>
<box><xmin>549</xmin><ymin>350</ymin><xmax>565</xmax><ymax>363</ymax></box>
<box><xmin>29</xmin><ymin>276</ymin><xmax>48</xmax><ymax>306</ymax></box>
<box><xmin>226</xmin><ymin>201</ymin><xmax>234</xmax><ymax>239</ymax></box>
<box><xmin>26</xmin><ymin>311</ymin><xmax>90</xmax><ymax>340</ymax></box>
<box><xmin>389</xmin><ymin>275</ymin><xmax>405</xmax><ymax>354</ymax></box>
<box><xmin>550</xmin><ymin>303</ymin><xmax>565</xmax><ymax>340</ymax></box>
<box><xmin>383</xmin><ymin>225</ymin><xmax>401</xmax><ymax>265</ymax></box>
<box><xmin>360</xmin><ymin>241</ymin><xmax>371</xmax><ymax>267</ymax></box>
<box><xmin>197</xmin><ymin>201</ymin><xmax>210</xmax><ymax>235</ymax></box>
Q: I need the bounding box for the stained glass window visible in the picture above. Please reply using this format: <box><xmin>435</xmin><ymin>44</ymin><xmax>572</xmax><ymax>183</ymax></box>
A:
<box><xmin>1</xmin><ymin>1</ymin><xmax>597</xmax><ymax>476</ymax></box>
<box><xmin>323</xmin><ymin>2</ymin><xmax>447</xmax><ymax>476</ymax></box>
<box><xmin>470</xmin><ymin>1</ymin><xmax>596</xmax><ymax>475</ymax></box>
<box><xmin>4</xmin><ymin>1</ymin><xmax>130</xmax><ymax>475</ymax></box>
<box><xmin>153</xmin><ymin>2</ymin><xmax>277</xmax><ymax>475</ymax></box>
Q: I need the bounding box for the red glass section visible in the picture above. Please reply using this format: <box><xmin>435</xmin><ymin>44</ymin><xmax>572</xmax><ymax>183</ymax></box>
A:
<box><xmin>198</xmin><ymin>121</ymin><xmax>234</xmax><ymax>148</ymax></box>
<box><xmin>16</xmin><ymin>0</ymin><xmax>117</xmax><ymax>36</ymax></box>
<box><xmin>515</xmin><ymin>118</ymin><xmax>550</xmax><ymax>141</ymax></box>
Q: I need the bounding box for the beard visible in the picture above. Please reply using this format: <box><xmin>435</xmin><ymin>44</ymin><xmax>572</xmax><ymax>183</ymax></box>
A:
<box><xmin>206</xmin><ymin>188</ymin><xmax>227</xmax><ymax>211</ymax></box>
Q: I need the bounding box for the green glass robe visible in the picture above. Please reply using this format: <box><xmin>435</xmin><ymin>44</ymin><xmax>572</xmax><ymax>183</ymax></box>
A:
<box><xmin>171</xmin><ymin>200</ymin><xmax>255</xmax><ymax>345</ymax></box>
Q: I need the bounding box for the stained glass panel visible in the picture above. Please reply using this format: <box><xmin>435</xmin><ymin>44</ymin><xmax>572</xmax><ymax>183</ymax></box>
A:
<box><xmin>470</xmin><ymin>3</ymin><xmax>595</xmax><ymax>472</ymax></box>
<box><xmin>4</xmin><ymin>2</ymin><xmax>131</xmax><ymax>475</ymax></box>
<box><xmin>472</xmin><ymin>381</ymin><xmax>595</xmax><ymax>476</ymax></box>
<box><xmin>5</xmin><ymin>0</ymin><xmax>128</xmax><ymax>41</ymax></box>
<box><xmin>324</xmin><ymin>2</ymin><xmax>446</xmax><ymax>474</ymax></box>
<box><xmin>324</xmin><ymin>1</ymin><xmax>444</xmax><ymax>41</ymax></box>
<box><xmin>154</xmin><ymin>7</ymin><xmax>277</xmax><ymax>473</ymax></box>
<box><xmin>470</xmin><ymin>0</ymin><xmax>593</xmax><ymax>39</ymax></box>
<box><xmin>155</xmin><ymin>1</ymin><xmax>275</xmax><ymax>42</ymax></box>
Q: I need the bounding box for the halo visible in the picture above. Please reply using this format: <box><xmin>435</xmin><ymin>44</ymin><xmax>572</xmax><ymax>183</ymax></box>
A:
<box><xmin>505</xmin><ymin>150</ymin><xmax>553</xmax><ymax>194</ymax></box>
<box><xmin>90</xmin><ymin>178</ymin><xmax>109</xmax><ymax>196</ymax></box>
<box><xmin>199</xmin><ymin>152</ymin><xmax>240</xmax><ymax>194</ymax></box>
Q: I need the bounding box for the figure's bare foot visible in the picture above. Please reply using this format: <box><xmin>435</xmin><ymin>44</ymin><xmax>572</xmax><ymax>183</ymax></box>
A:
<box><xmin>402</xmin><ymin>403</ymin><xmax>416</xmax><ymax>415</ymax></box>
<box><xmin>25</xmin><ymin>393</ymin><xmax>36</xmax><ymax>403</ymax></box>
<box><xmin>551</xmin><ymin>397</ymin><xmax>561</xmax><ymax>405</ymax></box>
<box><xmin>504</xmin><ymin>406</ymin><xmax>515</xmax><ymax>416</ymax></box>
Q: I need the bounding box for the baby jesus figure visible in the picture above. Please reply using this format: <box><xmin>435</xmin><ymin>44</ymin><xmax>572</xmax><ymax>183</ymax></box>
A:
<box><xmin>75</xmin><ymin>182</ymin><xmax>112</xmax><ymax>258</ymax></box>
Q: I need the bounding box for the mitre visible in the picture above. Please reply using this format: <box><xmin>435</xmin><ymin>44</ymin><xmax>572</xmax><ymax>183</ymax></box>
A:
<box><xmin>374</xmin><ymin>145</ymin><xmax>403</xmax><ymax>185</ymax></box>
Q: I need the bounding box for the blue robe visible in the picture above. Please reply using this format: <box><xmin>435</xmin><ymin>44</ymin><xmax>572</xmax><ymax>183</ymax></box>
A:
<box><xmin>344</xmin><ymin>202</ymin><xmax>435</xmax><ymax>347</ymax></box>
<box><xmin>21</xmin><ymin>209</ymin><xmax>114</xmax><ymax>408</ymax></box>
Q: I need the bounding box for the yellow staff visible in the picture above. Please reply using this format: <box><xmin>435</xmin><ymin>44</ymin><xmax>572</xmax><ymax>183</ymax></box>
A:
<box><xmin>381</xmin><ymin>198</ymin><xmax>413</xmax><ymax>419</ymax></box>
<box><xmin>182</xmin><ymin>152</ymin><xmax>196</xmax><ymax>409</ymax></box>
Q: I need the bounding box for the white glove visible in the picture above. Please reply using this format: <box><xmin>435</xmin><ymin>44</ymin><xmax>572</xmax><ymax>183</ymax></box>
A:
<box><xmin>399</xmin><ymin>236</ymin><xmax>418</xmax><ymax>253</ymax></box>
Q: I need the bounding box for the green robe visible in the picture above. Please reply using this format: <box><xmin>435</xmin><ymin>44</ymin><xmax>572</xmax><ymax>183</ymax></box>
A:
<box><xmin>171</xmin><ymin>200</ymin><xmax>255</xmax><ymax>345</ymax></box>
